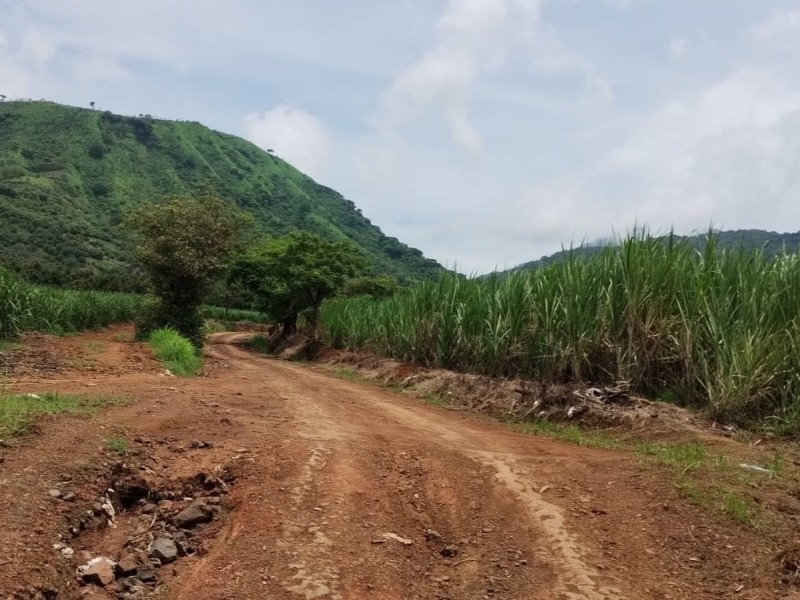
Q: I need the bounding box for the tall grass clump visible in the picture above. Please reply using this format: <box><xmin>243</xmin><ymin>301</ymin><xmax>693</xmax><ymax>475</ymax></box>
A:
<box><xmin>0</xmin><ymin>269</ymin><xmax>141</xmax><ymax>341</ymax></box>
<box><xmin>148</xmin><ymin>327</ymin><xmax>203</xmax><ymax>376</ymax></box>
<box><xmin>321</xmin><ymin>232</ymin><xmax>800</xmax><ymax>429</ymax></box>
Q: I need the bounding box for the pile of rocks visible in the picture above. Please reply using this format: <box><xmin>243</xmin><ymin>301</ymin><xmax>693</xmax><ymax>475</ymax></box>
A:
<box><xmin>71</xmin><ymin>496</ymin><xmax>222</xmax><ymax>598</ymax></box>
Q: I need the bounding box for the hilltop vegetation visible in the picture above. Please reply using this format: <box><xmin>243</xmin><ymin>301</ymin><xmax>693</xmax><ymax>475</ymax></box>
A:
<box><xmin>0</xmin><ymin>101</ymin><xmax>441</xmax><ymax>290</ymax></box>
<box><xmin>510</xmin><ymin>229</ymin><xmax>800</xmax><ymax>273</ymax></box>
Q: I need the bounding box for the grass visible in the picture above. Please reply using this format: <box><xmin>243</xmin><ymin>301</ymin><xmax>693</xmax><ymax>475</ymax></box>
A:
<box><xmin>321</xmin><ymin>232</ymin><xmax>800</xmax><ymax>431</ymax></box>
<box><xmin>634</xmin><ymin>441</ymin><xmax>707</xmax><ymax>472</ymax></box>
<box><xmin>331</xmin><ymin>366</ymin><xmax>367</xmax><ymax>383</ymax></box>
<box><xmin>104</xmin><ymin>437</ymin><xmax>128</xmax><ymax>455</ymax></box>
<box><xmin>0</xmin><ymin>268</ymin><xmax>141</xmax><ymax>342</ymax></box>
<box><xmin>720</xmin><ymin>488</ymin><xmax>754</xmax><ymax>525</ymax></box>
<box><xmin>0</xmin><ymin>391</ymin><xmax>122</xmax><ymax>437</ymax></box>
<box><xmin>516</xmin><ymin>419</ymin><xmax>619</xmax><ymax>449</ymax></box>
<box><xmin>148</xmin><ymin>327</ymin><xmax>202</xmax><ymax>376</ymax></box>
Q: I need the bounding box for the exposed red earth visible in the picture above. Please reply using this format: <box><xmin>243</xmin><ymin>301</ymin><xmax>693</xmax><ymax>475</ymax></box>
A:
<box><xmin>1</xmin><ymin>326</ymin><xmax>799</xmax><ymax>599</ymax></box>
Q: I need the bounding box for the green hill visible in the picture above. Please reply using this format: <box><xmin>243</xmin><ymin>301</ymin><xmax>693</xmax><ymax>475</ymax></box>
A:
<box><xmin>0</xmin><ymin>100</ymin><xmax>441</xmax><ymax>290</ymax></box>
<box><xmin>508</xmin><ymin>229</ymin><xmax>800</xmax><ymax>273</ymax></box>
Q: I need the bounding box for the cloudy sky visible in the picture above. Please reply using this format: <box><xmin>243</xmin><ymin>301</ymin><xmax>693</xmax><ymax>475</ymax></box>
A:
<box><xmin>2</xmin><ymin>1</ymin><xmax>799</xmax><ymax>272</ymax></box>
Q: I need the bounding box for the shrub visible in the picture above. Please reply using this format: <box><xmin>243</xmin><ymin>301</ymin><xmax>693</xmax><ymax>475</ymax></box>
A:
<box><xmin>147</xmin><ymin>327</ymin><xmax>202</xmax><ymax>376</ymax></box>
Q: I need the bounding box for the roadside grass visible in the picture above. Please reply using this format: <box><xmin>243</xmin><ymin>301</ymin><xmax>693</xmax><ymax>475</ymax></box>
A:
<box><xmin>104</xmin><ymin>437</ymin><xmax>128</xmax><ymax>455</ymax></box>
<box><xmin>82</xmin><ymin>341</ymin><xmax>106</xmax><ymax>353</ymax></box>
<box><xmin>148</xmin><ymin>327</ymin><xmax>202</xmax><ymax>376</ymax></box>
<box><xmin>634</xmin><ymin>441</ymin><xmax>707</xmax><ymax>472</ymax></box>
<box><xmin>332</xmin><ymin>366</ymin><xmax>366</xmax><ymax>383</ymax></box>
<box><xmin>515</xmin><ymin>419</ymin><xmax>619</xmax><ymax>449</ymax></box>
<box><xmin>0</xmin><ymin>341</ymin><xmax>22</xmax><ymax>351</ymax></box>
<box><xmin>321</xmin><ymin>233</ymin><xmax>800</xmax><ymax>433</ymax></box>
<box><xmin>0</xmin><ymin>391</ymin><xmax>123</xmax><ymax>438</ymax></box>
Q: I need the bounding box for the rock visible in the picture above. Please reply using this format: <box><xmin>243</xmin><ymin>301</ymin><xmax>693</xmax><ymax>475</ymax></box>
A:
<box><xmin>381</xmin><ymin>533</ymin><xmax>414</xmax><ymax>546</ymax></box>
<box><xmin>48</xmin><ymin>489</ymin><xmax>62</xmax><ymax>498</ymax></box>
<box><xmin>140</xmin><ymin>503</ymin><xmax>158</xmax><ymax>515</ymax></box>
<box><xmin>81</xmin><ymin>557</ymin><xmax>116</xmax><ymax>586</ymax></box>
<box><xmin>173</xmin><ymin>502</ymin><xmax>213</xmax><ymax>528</ymax></box>
<box><xmin>116</xmin><ymin>554</ymin><xmax>139</xmax><ymax>576</ymax></box>
<box><xmin>440</xmin><ymin>545</ymin><xmax>459</xmax><ymax>558</ymax></box>
<box><xmin>148</xmin><ymin>537</ymin><xmax>178</xmax><ymax>564</ymax></box>
<box><xmin>425</xmin><ymin>529</ymin><xmax>443</xmax><ymax>544</ymax></box>
<box><xmin>135</xmin><ymin>564</ymin><xmax>158</xmax><ymax>583</ymax></box>
<box><xmin>61</xmin><ymin>491</ymin><xmax>76</xmax><ymax>502</ymax></box>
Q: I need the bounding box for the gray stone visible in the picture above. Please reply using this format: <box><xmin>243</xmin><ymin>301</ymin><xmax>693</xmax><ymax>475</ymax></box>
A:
<box><xmin>61</xmin><ymin>491</ymin><xmax>76</xmax><ymax>502</ymax></box>
<box><xmin>148</xmin><ymin>537</ymin><xmax>178</xmax><ymax>564</ymax></box>
<box><xmin>135</xmin><ymin>564</ymin><xmax>158</xmax><ymax>583</ymax></box>
<box><xmin>48</xmin><ymin>489</ymin><xmax>62</xmax><ymax>498</ymax></box>
<box><xmin>440</xmin><ymin>545</ymin><xmax>459</xmax><ymax>558</ymax></box>
<box><xmin>173</xmin><ymin>502</ymin><xmax>213</xmax><ymax>529</ymax></box>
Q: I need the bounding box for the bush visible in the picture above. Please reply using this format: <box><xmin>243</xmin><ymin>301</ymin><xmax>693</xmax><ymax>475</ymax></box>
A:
<box><xmin>147</xmin><ymin>327</ymin><xmax>202</xmax><ymax>376</ymax></box>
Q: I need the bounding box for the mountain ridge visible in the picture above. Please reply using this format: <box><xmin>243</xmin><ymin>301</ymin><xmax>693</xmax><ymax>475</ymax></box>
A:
<box><xmin>0</xmin><ymin>100</ymin><xmax>441</xmax><ymax>290</ymax></box>
<box><xmin>506</xmin><ymin>229</ymin><xmax>800</xmax><ymax>274</ymax></box>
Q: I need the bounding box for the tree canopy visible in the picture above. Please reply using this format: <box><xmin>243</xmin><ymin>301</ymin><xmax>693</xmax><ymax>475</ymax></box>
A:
<box><xmin>233</xmin><ymin>231</ymin><xmax>365</xmax><ymax>335</ymax></box>
<box><xmin>127</xmin><ymin>192</ymin><xmax>251</xmax><ymax>345</ymax></box>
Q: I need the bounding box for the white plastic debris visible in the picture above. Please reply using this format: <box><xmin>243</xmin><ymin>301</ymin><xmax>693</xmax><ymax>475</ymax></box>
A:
<box><xmin>739</xmin><ymin>463</ymin><xmax>772</xmax><ymax>474</ymax></box>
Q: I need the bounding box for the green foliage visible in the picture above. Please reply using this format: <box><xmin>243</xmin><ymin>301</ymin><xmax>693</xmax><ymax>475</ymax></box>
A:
<box><xmin>0</xmin><ymin>267</ymin><xmax>141</xmax><ymax>341</ymax></box>
<box><xmin>0</xmin><ymin>391</ymin><xmax>122</xmax><ymax>437</ymax></box>
<box><xmin>127</xmin><ymin>193</ymin><xmax>250</xmax><ymax>346</ymax></box>
<box><xmin>341</xmin><ymin>275</ymin><xmax>400</xmax><ymax>299</ymax></box>
<box><xmin>321</xmin><ymin>233</ymin><xmax>800</xmax><ymax>429</ymax></box>
<box><xmin>147</xmin><ymin>327</ymin><xmax>202</xmax><ymax>376</ymax></box>
<box><xmin>104</xmin><ymin>437</ymin><xmax>128</xmax><ymax>455</ymax></box>
<box><xmin>233</xmin><ymin>231</ymin><xmax>366</xmax><ymax>335</ymax></box>
<box><xmin>0</xmin><ymin>100</ymin><xmax>441</xmax><ymax>290</ymax></box>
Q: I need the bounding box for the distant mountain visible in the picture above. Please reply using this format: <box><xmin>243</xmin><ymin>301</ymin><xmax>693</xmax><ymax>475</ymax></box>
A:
<box><xmin>506</xmin><ymin>230</ymin><xmax>800</xmax><ymax>273</ymax></box>
<box><xmin>0</xmin><ymin>101</ymin><xmax>442</xmax><ymax>290</ymax></box>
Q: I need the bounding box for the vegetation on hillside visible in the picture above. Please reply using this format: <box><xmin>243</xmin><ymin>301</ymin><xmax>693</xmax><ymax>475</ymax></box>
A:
<box><xmin>322</xmin><ymin>233</ymin><xmax>800</xmax><ymax>432</ymax></box>
<box><xmin>0</xmin><ymin>268</ymin><xmax>140</xmax><ymax>341</ymax></box>
<box><xmin>510</xmin><ymin>229</ymin><xmax>800</xmax><ymax>273</ymax></box>
<box><xmin>0</xmin><ymin>100</ymin><xmax>441</xmax><ymax>290</ymax></box>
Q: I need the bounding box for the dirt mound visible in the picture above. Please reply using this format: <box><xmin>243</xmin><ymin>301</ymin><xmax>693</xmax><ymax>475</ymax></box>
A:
<box><xmin>322</xmin><ymin>350</ymin><xmax>704</xmax><ymax>438</ymax></box>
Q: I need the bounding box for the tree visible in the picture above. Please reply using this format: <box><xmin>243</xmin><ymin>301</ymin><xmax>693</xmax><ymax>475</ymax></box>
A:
<box><xmin>0</xmin><ymin>95</ymin><xmax>6</xmax><ymax>102</ymax></box>
<box><xmin>89</xmin><ymin>101</ymin><xmax>95</xmax><ymax>109</ymax></box>
<box><xmin>233</xmin><ymin>232</ymin><xmax>365</xmax><ymax>336</ymax></box>
<box><xmin>342</xmin><ymin>275</ymin><xmax>399</xmax><ymax>299</ymax></box>
<box><xmin>126</xmin><ymin>192</ymin><xmax>251</xmax><ymax>346</ymax></box>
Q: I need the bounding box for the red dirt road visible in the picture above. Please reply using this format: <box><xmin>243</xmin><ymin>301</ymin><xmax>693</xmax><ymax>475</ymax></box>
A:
<box><xmin>0</xmin><ymin>328</ymin><xmax>796</xmax><ymax>599</ymax></box>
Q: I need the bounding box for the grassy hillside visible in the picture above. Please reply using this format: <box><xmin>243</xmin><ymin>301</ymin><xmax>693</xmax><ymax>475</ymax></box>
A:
<box><xmin>509</xmin><ymin>229</ymin><xmax>800</xmax><ymax>273</ymax></box>
<box><xmin>0</xmin><ymin>100</ymin><xmax>441</xmax><ymax>290</ymax></box>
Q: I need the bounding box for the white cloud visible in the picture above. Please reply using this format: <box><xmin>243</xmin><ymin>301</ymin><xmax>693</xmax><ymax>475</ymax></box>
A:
<box><xmin>751</xmin><ymin>8</ymin><xmax>800</xmax><ymax>50</ymax></box>
<box><xmin>670</xmin><ymin>38</ymin><xmax>689</xmax><ymax>59</ymax></box>
<box><xmin>375</xmin><ymin>0</ymin><xmax>544</xmax><ymax>153</ymax></box>
<box><xmin>244</xmin><ymin>106</ymin><xmax>332</xmax><ymax>180</ymax></box>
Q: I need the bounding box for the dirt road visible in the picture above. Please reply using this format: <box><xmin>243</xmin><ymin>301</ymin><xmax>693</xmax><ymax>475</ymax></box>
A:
<box><xmin>0</xmin><ymin>329</ymin><xmax>794</xmax><ymax>599</ymax></box>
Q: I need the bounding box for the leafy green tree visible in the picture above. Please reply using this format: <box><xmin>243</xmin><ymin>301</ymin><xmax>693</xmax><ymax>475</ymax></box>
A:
<box><xmin>126</xmin><ymin>193</ymin><xmax>251</xmax><ymax>346</ymax></box>
<box><xmin>233</xmin><ymin>232</ymin><xmax>365</xmax><ymax>336</ymax></box>
<box><xmin>342</xmin><ymin>275</ymin><xmax>399</xmax><ymax>299</ymax></box>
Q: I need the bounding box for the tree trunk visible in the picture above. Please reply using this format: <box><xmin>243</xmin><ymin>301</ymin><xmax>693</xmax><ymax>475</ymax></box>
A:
<box><xmin>281</xmin><ymin>311</ymin><xmax>298</xmax><ymax>337</ymax></box>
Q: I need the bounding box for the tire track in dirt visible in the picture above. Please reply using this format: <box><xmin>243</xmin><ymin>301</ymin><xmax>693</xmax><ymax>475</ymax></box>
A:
<box><xmin>204</xmin><ymin>335</ymin><xmax>630</xmax><ymax>599</ymax></box>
